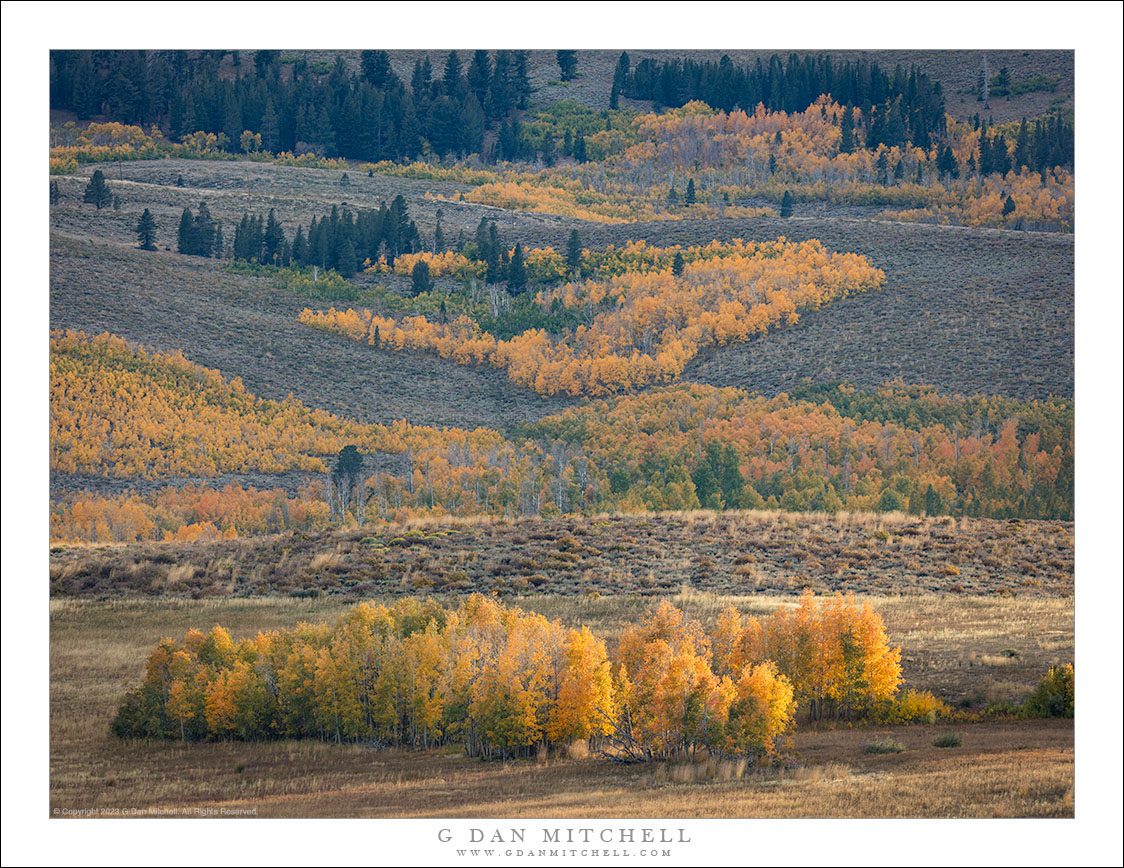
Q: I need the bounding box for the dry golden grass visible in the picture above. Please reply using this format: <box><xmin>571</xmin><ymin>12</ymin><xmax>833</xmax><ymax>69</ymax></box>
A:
<box><xmin>49</xmin><ymin>511</ymin><xmax>1074</xmax><ymax>599</ymax></box>
<box><xmin>49</xmin><ymin>594</ymin><xmax>1072</xmax><ymax>818</ymax></box>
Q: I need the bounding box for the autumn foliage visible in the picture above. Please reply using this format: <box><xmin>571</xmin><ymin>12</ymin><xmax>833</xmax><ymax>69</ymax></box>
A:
<box><xmin>407</xmin><ymin>98</ymin><xmax>1073</xmax><ymax>231</ymax></box>
<box><xmin>113</xmin><ymin>593</ymin><xmax>904</xmax><ymax>761</ymax></box>
<box><xmin>301</xmin><ymin>238</ymin><xmax>886</xmax><ymax>397</ymax></box>
<box><xmin>50</xmin><ymin>483</ymin><xmax>331</xmax><ymax>544</ymax></box>
<box><xmin>50</xmin><ymin>331</ymin><xmax>1072</xmax><ymax>542</ymax></box>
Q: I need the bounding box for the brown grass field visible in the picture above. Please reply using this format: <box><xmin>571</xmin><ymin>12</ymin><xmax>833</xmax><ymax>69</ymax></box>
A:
<box><xmin>49</xmin><ymin>591</ymin><xmax>1073</xmax><ymax>819</ymax></box>
<box><xmin>49</xmin><ymin>512</ymin><xmax>1075</xmax><ymax>600</ymax></box>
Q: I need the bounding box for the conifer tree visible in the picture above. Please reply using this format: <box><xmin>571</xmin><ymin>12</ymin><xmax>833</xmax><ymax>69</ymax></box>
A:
<box><xmin>177</xmin><ymin>207</ymin><xmax>195</xmax><ymax>255</ymax></box>
<box><xmin>433</xmin><ymin>209</ymin><xmax>445</xmax><ymax>253</ymax></box>
<box><xmin>508</xmin><ymin>242</ymin><xmax>527</xmax><ymax>294</ymax></box>
<box><xmin>572</xmin><ymin>133</ymin><xmax>587</xmax><ymax>163</ymax></box>
<box><xmin>442</xmin><ymin>50</ymin><xmax>462</xmax><ymax>96</ymax></box>
<box><xmin>83</xmin><ymin>169</ymin><xmax>112</xmax><ymax>209</ymax></box>
<box><xmin>411</xmin><ymin>260</ymin><xmax>434</xmax><ymax>296</ymax></box>
<box><xmin>263</xmin><ymin>209</ymin><xmax>285</xmax><ymax>264</ymax></box>
<box><xmin>566</xmin><ymin>229</ymin><xmax>583</xmax><ymax>277</ymax></box>
<box><xmin>780</xmin><ymin>190</ymin><xmax>794</xmax><ymax>218</ymax></box>
<box><xmin>556</xmin><ymin>50</ymin><xmax>578</xmax><ymax>82</ymax></box>
<box><xmin>136</xmin><ymin>208</ymin><xmax>157</xmax><ymax>251</ymax></box>
<box><xmin>194</xmin><ymin>201</ymin><xmax>216</xmax><ymax>257</ymax></box>
<box><xmin>839</xmin><ymin>104</ymin><xmax>856</xmax><ymax>153</ymax></box>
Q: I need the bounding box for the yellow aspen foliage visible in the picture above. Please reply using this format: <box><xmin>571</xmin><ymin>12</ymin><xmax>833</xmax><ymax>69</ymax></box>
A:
<box><xmin>301</xmin><ymin>239</ymin><xmax>885</xmax><ymax>397</ymax></box>
<box><xmin>112</xmin><ymin>595</ymin><xmax>910</xmax><ymax>757</ymax></box>
<box><xmin>726</xmin><ymin>661</ymin><xmax>796</xmax><ymax>759</ymax></box>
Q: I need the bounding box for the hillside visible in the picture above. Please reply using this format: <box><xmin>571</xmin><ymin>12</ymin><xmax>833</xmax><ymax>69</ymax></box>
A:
<box><xmin>52</xmin><ymin>160</ymin><xmax>1072</xmax><ymax>413</ymax></box>
<box><xmin>275</xmin><ymin>48</ymin><xmax>1074</xmax><ymax>124</ymax></box>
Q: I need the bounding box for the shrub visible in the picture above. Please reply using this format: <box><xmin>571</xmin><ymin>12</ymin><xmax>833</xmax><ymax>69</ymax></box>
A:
<box><xmin>872</xmin><ymin>689</ymin><xmax>952</xmax><ymax>725</ymax></box>
<box><xmin>1024</xmin><ymin>664</ymin><xmax>1074</xmax><ymax>718</ymax></box>
<box><xmin>864</xmin><ymin>739</ymin><xmax>905</xmax><ymax>754</ymax></box>
<box><xmin>932</xmin><ymin>732</ymin><xmax>962</xmax><ymax>748</ymax></box>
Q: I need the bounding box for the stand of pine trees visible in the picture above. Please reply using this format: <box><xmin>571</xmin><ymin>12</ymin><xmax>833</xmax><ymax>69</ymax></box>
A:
<box><xmin>618</xmin><ymin>51</ymin><xmax>947</xmax><ymax>148</ymax></box>
<box><xmin>230</xmin><ymin>197</ymin><xmax>420</xmax><ymax>276</ymax></box>
<box><xmin>177</xmin><ymin>202</ymin><xmax>220</xmax><ymax>257</ymax></box>
<box><xmin>49</xmin><ymin>49</ymin><xmax>531</xmax><ymax>163</ymax></box>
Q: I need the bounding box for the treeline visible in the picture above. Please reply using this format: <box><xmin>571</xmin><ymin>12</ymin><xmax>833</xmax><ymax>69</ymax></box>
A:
<box><xmin>50</xmin><ymin>483</ymin><xmax>330</xmax><ymax>544</ymax></box>
<box><xmin>51</xmin><ymin>331</ymin><xmax>1074</xmax><ymax>535</ymax></box>
<box><xmin>525</xmin><ymin>382</ymin><xmax>1073</xmax><ymax>521</ymax></box>
<box><xmin>49</xmin><ymin>49</ymin><xmax>532</xmax><ymax>162</ymax></box>
<box><xmin>228</xmin><ymin>197</ymin><xmax>419</xmax><ymax>274</ymax></box>
<box><xmin>112</xmin><ymin>592</ymin><xmax>904</xmax><ymax>759</ymax></box>
<box><xmin>616</xmin><ymin>52</ymin><xmax>947</xmax><ymax>149</ymax></box>
<box><xmin>973</xmin><ymin>113</ymin><xmax>1073</xmax><ymax>177</ymax></box>
<box><xmin>428</xmin><ymin>99</ymin><xmax>1072</xmax><ymax>230</ymax></box>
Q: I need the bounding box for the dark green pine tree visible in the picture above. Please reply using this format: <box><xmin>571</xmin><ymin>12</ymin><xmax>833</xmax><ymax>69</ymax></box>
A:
<box><xmin>839</xmin><ymin>104</ymin><xmax>856</xmax><ymax>153</ymax></box>
<box><xmin>613</xmin><ymin>51</ymin><xmax>630</xmax><ymax>96</ymax></box>
<box><xmin>685</xmin><ymin>178</ymin><xmax>696</xmax><ymax>204</ymax></box>
<box><xmin>291</xmin><ymin>225</ymin><xmax>307</xmax><ymax>265</ymax></box>
<box><xmin>83</xmin><ymin>169</ymin><xmax>112</xmax><ymax>209</ymax></box>
<box><xmin>566</xmin><ymin>229</ymin><xmax>583</xmax><ymax>277</ymax></box>
<box><xmin>671</xmin><ymin>251</ymin><xmax>685</xmax><ymax>276</ymax></box>
<box><xmin>716</xmin><ymin>444</ymin><xmax>746</xmax><ymax>509</ymax></box>
<box><xmin>177</xmin><ymin>207</ymin><xmax>195</xmax><ymax>255</ymax></box>
<box><xmin>50</xmin><ymin>180</ymin><xmax>62</xmax><ymax>205</ymax></box>
<box><xmin>411</xmin><ymin>260</ymin><xmax>434</xmax><ymax>296</ymax></box>
<box><xmin>691</xmin><ymin>461</ymin><xmax>722</xmax><ymax>511</ymax></box>
<box><xmin>194</xmin><ymin>201</ymin><xmax>216</xmax><ymax>257</ymax></box>
<box><xmin>263</xmin><ymin>209</ymin><xmax>285</xmax><ymax>264</ymax></box>
<box><xmin>937</xmin><ymin>145</ymin><xmax>959</xmax><ymax>179</ymax></box>
<box><xmin>1002</xmin><ymin>195</ymin><xmax>1016</xmax><ymax>216</ymax></box>
<box><xmin>433</xmin><ymin>211</ymin><xmax>445</xmax><ymax>253</ymax></box>
<box><xmin>924</xmin><ymin>484</ymin><xmax>942</xmax><ymax>516</ymax></box>
<box><xmin>442</xmin><ymin>50</ymin><xmax>462</xmax><ymax>97</ymax></box>
<box><xmin>507</xmin><ymin>242</ymin><xmax>527</xmax><ymax>294</ymax></box>
<box><xmin>337</xmin><ymin>239</ymin><xmax>358</xmax><ymax>276</ymax></box>
<box><xmin>136</xmin><ymin>208</ymin><xmax>157</xmax><ymax>251</ymax></box>
<box><xmin>259</xmin><ymin>99</ymin><xmax>280</xmax><ymax>153</ymax></box>
<box><xmin>556</xmin><ymin>50</ymin><xmax>578</xmax><ymax>82</ymax></box>
<box><xmin>780</xmin><ymin>190</ymin><xmax>794</xmax><ymax>218</ymax></box>
<box><xmin>485</xmin><ymin>222</ymin><xmax>503</xmax><ymax>284</ymax></box>
<box><xmin>572</xmin><ymin>133</ymin><xmax>587</xmax><ymax>163</ymax></box>
<box><xmin>467</xmin><ymin>50</ymin><xmax>491</xmax><ymax>111</ymax></box>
